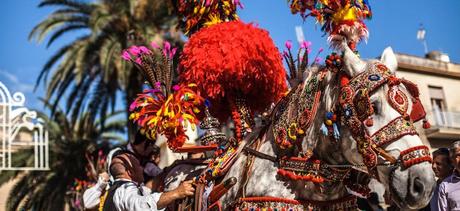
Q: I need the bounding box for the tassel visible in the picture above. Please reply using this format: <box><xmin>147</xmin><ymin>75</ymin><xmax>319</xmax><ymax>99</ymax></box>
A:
<box><xmin>333</xmin><ymin>123</ymin><xmax>340</xmax><ymax>140</ymax></box>
<box><xmin>320</xmin><ymin>123</ymin><xmax>328</xmax><ymax>136</ymax></box>
<box><xmin>423</xmin><ymin>119</ymin><xmax>431</xmax><ymax>129</ymax></box>
<box><xmin>410</xmin><ymin>97</ymin><xmax>427</xmax><ymax>122</ymax></box>
<box><xmin>340</xmin><ymin>74</ymin><xmax>350</xmax><ymax>86</ymax></box>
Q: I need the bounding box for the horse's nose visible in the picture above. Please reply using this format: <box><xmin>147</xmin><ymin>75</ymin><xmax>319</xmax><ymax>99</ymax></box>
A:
<box><xmin>405</xmin><ymin>168</ymin><xmax>436</xmax><ymax>208</ymax></box>
<box><xmin>410</xmin><ymin>177</ymin><xmax>425</xmax><ymax>198</ymax></box>
<box><xmin>390</xmin><ymin>162</ymin><xmax>436</xmax><ymax>209</ymax></box>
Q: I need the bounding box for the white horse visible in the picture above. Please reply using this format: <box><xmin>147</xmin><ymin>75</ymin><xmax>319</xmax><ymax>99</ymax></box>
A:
<box><xmin>165</xmin><ymin>42</ymin><xmax>436</xmax><ymax>210</ymax></box>
<box><xmin>217</xmin><ymin>42</ymin><xmax>435</xmax><ymax>210</ymax></box>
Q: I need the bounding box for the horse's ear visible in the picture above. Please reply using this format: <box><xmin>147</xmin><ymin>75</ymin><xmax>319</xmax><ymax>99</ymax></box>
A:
<box><xmin>341</xmin><ymin>40</ymin><xmax>366</xmax><ymax>77</ymax></box>
<box><xmin>380</xmin><ymin>47</ymin><xmax>398</xmax><ymax>74</ymax></box>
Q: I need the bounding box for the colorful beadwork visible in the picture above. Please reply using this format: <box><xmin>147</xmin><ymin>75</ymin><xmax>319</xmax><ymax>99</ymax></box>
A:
<box><xmin>272</xmin><ymin>70</ymin><xmax>327</xmax><ymax>149</ymax></box>
<box><xmin>388</xmin><ymin>86</ymin><xmax>409</xmax><ymax>115</ymax></box>
<box><xmin>353</xmin><ymin>89</ymin><xmax>374</xmax><ymax>121</ymax></box>
<box><xmin>325</xmin><ymin>52</ymin><xmax>343</xmax><ymax>70</ymax></box>
<box><xmin>320</xmin><ymin>111</ymin><xmax>340</xmax><ymax>141</ymax></box>
<box><xmin>345</xmin><ymin>62</ymin><xmax>390</xmax><ymax>92</ymax></box>
<box><xmin>339</xmin><ymin>61</ymin><xmax>423</xmax><ymax>169</ymax></box>
<box><xmin>345</xmin><ymin>183</ymin><xmax>371</xmax><ymax>198</ymax></box>
<box><xmin>400</xmin><ymin>146</ymin><xmax>432</xmax><ymax>169</ymax></box>
<box><xmin>237</xmin><ymin>197</ymin><xmax>305</xmax><ymax>210</ymax></box>
<box><xmin>207</xmin><ymin>145</ymin><xmax>238</xmax><ymax>177</ymax></box>
<box><xmin>278</xmin><ymin>157</ymin><xmax>325</xmax><ymax>183</ymax></box>
<box><xmin>277</xmin><ymin>157</ymin><xmax>352</xmax><ymax>183</ymax></box>
<box><xmin>236</xmin><ymin>195</ymin><xmax>358</xmax><ymax>211</ymax></box>
<box><xmin>370</xmin><ymin>116</ymin><xmax>418</xmax><ymax>147</ymax></box>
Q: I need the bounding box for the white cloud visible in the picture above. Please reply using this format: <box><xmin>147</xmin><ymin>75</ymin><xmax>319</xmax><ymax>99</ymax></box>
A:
<box><xmin>0</xmin><ymin>69</ymin><xmax>34</xmax><ymax>93</ymax></box>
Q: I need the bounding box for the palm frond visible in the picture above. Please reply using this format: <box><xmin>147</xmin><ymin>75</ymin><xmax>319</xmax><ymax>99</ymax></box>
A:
<box><xmin>29</xmin><ymin>14</ymin><xmax>89</xmax><ymax>43</ymax></box>
<box><xmin>68</xmin><ymin>72</ymin><xmax>98</xmax><ymax>125</ymax></box>
<box><xmin>38</xmin><ymin>0</ymin><xmax>94</xmax><ymax>14</ymax></box>
<box><xmin>45</xmin><ymin>42</ymin><xmax>86</xmax><ymax>100</ymax></box>
<box><xmin>6</xmin><ymin>173</ymin><xmax>38</xmax><ymax>210</ymax></box>
<box><xmin>0</xmin><ymin>149</ymin><xmax>34</xmax><ymax>186</ymax></box>
<box><xmin>35</xmin><ymin>35</ymin><xmax>90</xmax><ymax>91</ymax></box>
<box><xmin>99</xmin><ymin>37</ymin><xmax>121</xmax><ymax>80</ymax></box>
<box><xmin>46</xmin><ymin>23</ymin><xmax>88</xmax><ymax>47</ymax></box>
<box><xmin>101</xmin><ymin>133</ymin><xmax>126</xmax><ymax>143</ymax></box>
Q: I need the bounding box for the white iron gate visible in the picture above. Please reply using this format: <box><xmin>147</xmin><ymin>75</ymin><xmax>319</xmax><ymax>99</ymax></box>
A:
<box><xmin>0</xmin><ymin>81</ymin><xmax>49</xmax><ymax>171</ymax></box>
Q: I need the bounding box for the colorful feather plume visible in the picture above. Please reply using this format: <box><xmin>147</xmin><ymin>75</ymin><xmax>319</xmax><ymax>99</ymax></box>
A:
<box><xmin>282</xmin><ymin>40</ymin><xmax>324</xmax><ymax>88</ymax></box>
<box><xmin>129</xmin><ymin>83</ymin><xmax>204</xmax><ymax>150</ymax></box>
<box><xmin>122</xmin><ymin>42</ymin><xmax>204</xmax><ymax>150</ymax></box>
<box><xmin>122</xmin><ymin>41</ymin><xmax>177</xmax><ymax>95</ymax></box>
<box><xmin>173</xmin><ymin>0</ymin><xmax>243</xmax><ymax>35</ymax></box>
<box><xmin>288</xmin><ymin>0</ymin><xmax>372</xmax><ymax>48</ymax></box>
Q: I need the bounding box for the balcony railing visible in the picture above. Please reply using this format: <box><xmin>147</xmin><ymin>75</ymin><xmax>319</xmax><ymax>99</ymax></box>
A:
<box><xmin>430</xmin><ymin>110</ymin><xmax>460</xmax><ymax>128</ymax></box>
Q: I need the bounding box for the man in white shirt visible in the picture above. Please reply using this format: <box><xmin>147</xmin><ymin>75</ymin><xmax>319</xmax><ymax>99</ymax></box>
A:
<box><xmin>83</xmin><ymin>172</ymin><xmax>110</xmax><ymax>210</ymax></box>
<box><xmin>83</xmin><ymin>131</ymin><xmax>188</xmax><ymax>210</ymax></box>
<box><xmin>103</xmin><ymin>152</ymin><xmax>194</xmax><ymax>211</ymax></box>
<box><xmin>83</xmin><ymin>132</ymin><xmax>155</xmax><ymax>210</ymax></box>
<box><xmin>83</xmin><ymin>155</ymin><xmax>165</xmax><ymax>210</ymax></box>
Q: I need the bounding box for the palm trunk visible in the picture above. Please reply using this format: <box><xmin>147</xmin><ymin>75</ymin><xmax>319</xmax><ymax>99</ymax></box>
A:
<box><xmin>126</xmin><ymin>69</ymin><xmax>143</xmax><ymax>141</ymax></box>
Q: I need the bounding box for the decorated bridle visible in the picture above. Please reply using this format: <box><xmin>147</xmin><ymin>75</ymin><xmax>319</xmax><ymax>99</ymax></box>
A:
<box><xmin>338</xmin><ymin>61</ymin><xmax>432</xmax><ymax>176</ymax></box>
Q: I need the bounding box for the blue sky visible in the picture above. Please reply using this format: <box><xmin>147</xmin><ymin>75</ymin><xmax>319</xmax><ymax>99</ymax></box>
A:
<box><xmin>0</xmin><ymin>0</ymin><xmax>459</xmax><ymax>113</ymax></box>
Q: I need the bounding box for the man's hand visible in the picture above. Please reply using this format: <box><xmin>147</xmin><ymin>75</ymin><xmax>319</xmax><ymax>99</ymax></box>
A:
<box><xmin>100</xmin><ymin>172</ymin><xmax>109</xmax><ymax>181</ymax></box>
<box><xmin>98</xmin><ymin>172</ymin><xmax>109</xmax><ymax>184</ymax></box>
<box><xmin>157</xmin><ymin>180</ymin><xmax>195</xmax><ymax>209</ymax></box>
<box><xmin>174</xmin><ymin>180</ymin><xmax>195</xmax><ymax>198</ymax></box>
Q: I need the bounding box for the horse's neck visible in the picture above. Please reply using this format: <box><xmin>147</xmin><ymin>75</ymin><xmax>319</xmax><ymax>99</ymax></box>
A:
<box><xmin>295</xmin><ymin>70</ymin><xmax>347</xmax><ymax>164</ymax></box>
<box><xmin>260</xmin><ymin>68</ymin><xmax>351</xmax><ymax>168</ymax></box>
<box><xmin>257</xmin><ymin>125</ymin><xmax>350</xmax><ymax>201</ymax></box>
<box><xmin>224</xmin><ymin>71</ymin><xmax>352</xmax><ymax>202</ymax></box>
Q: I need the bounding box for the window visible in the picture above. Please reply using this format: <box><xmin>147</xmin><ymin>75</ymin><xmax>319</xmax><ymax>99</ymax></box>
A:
<box><xmin>429</xmin><ymin>86</ymin><xmax>447</xmax><ymax>126</ymax></box>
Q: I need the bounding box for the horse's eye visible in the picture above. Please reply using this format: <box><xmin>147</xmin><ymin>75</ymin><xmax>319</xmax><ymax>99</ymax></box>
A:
<box><xmin>372</xmin><ymin>101</ymin><xmax>379</xmax><ymax>114</ymax></box>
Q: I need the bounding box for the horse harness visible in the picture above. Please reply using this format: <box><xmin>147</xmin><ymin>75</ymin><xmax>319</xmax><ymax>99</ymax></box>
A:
<box><xmin>338</xmin><ymin>61</ymin><xmax>431</xmax><ymax>175</ymax></box>
<box><xmin>239</xmin><ymin>62</ymin><xmax>433</xmax><ymax>180</ymax></box>
<box><xmin>233</xmin><ymin>125</ymin><xmax>360</xmax><ymax>210</ymax></box>
<box><xmin>231</xmin><ymin>62</ymin><xmax>432</xmax><ymax>210</ymax></box>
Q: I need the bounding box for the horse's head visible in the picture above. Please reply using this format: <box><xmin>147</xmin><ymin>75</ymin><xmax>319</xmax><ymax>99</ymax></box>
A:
<box><xmin>338</xmin><ymin>42</ymin><xmax>435</xmax><ymax>209</ymax></box>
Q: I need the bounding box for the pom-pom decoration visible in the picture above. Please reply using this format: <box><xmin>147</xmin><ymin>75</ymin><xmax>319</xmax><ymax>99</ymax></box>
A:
<box><xmin>173</xmin><ymin>0</ymin><xmax>243</xmax><ymax>35</ymax></box>
<box><xmin>179</xmin><ymin>21</ymin><xmax>288</xmax><ymax>122</ymax></box>
<box><xmin>288</xmin><ymin>0</ymin><xmax>372</xmax><ymax>47</ymax></box>
<box><xmin>128</xmin><ymin>83</ymin><xmax>204</xmax><ymax>150</ymax></box>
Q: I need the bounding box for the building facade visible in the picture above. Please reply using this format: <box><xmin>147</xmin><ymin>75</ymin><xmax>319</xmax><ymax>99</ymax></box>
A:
<box><xmin>395</xmin><ymin>52</ymin><xmax>460</xmax><ymax>150</ymax></box>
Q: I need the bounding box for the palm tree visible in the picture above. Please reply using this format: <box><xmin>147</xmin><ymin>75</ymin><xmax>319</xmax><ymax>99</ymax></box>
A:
<box><xmin>29</xmin><ymin>0</ymin><xmax>182</xmax><ymax>136</ymax></box>
<box><xmin>0</xmin><ymin>106</ymin><xmax>125</xmax><ymax>211</ymax></box>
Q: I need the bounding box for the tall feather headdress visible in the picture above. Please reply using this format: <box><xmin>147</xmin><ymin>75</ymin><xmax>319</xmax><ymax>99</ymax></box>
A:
<box><xmin>176</xmin><ymin>1</ymin><xmax>288</xmax><ymax>141</ymax></box>
<box><xmin>122</xmin><ymin>41</ymin><xmax>204</xmax><ymax>150</ymax></box>
<box><xmin>173</xmin><ymin>0</ymin><xmax>242</xmax><ymax>35</ymax></box>
<box><xmin>288</xmin><ymin>0</ymin><xmax>372</xmax><ymax>49</ymax></box>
